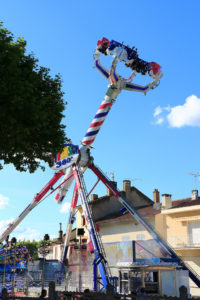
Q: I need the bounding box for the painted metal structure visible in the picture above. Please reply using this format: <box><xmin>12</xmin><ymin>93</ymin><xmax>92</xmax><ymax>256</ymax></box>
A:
<box><xmin>0</xmin><ymin>171</ymin><xmax>65</xmax><ymax>244</ymax></box>
<box><xmin>56</xmin><ymin>38</ymin><xmax>162</xmax><ymax>290</ymax></box>
<box><xmin>0</xmin><ymin>242</ymin><xmax>29</xmax><ymax>272</ymax></box>
<box><xmin>2</xmin><ymin>37</ymin><xmax>199</xmax><ymax>291</ymax></box>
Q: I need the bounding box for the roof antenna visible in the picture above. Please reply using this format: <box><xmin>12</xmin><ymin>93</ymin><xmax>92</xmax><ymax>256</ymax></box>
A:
<box><xmin>127</xmin><ymin>177</ymin><xmax>143</xmax><ymax>186</ymax></box>
<box><xmin>188</xmin><ymin>172</ymin><xmax>200</xmax><ymax>189</ymax></box>
<box><xmin>105</xmin><ymin>171</ymin><xmax>115</xmax><ymax>181</ymax></box>
<box><xmin>109</xmin><ymin>171</ymin><xmax>115</xmax><ymax>181</ymax></box>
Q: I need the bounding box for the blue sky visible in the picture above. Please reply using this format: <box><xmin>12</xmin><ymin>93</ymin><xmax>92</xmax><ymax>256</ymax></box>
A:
<box><xmin>0</xmin><ymin>0</ymin><xmax>200</xmax><ymax>241</ymax></box>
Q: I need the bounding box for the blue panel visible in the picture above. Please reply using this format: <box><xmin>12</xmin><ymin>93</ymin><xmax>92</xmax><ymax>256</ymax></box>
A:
<box><xmin>109</xmin><ymin>40</ymin><xmax>122</xmax><ymax>51</ymax></box>
<box><xmin>120</xmin><ymin>207</ymin><xmax>127</xmax><ymax>214</ymax></box>
<box><xmin>124</xmin><ymin>45</ymin><xmax>138</xmax><ymax>60</ymax></box>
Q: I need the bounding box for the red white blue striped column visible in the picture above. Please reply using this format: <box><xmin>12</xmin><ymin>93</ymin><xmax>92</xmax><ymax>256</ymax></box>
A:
<box><xmin>82</xmin><ymin>89</ymin><xmax>120</xmax><ymax>146</ymax></box>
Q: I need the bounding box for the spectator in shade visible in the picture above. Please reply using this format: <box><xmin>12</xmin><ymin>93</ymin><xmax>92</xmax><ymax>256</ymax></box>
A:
<box><xmin>39</xmin><ymin>289</ymin><xmax>47</xmax><ymax>299</ymax></box>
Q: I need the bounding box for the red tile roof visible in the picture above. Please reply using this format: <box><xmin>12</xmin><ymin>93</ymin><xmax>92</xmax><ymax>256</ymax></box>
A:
<box><xmin>96</xmin><ymin>197</ymin><xmax>200</xmax><ymax>224</ymax></box>
<box><xmin>171</xmin><ymin>197</ymin><xmax>200</xmax><ymax>209</ymax></box>
<box><xmin>97</xmin><ymin>204</ymin><xmax>160</xmax><ymax>224</ymax></box>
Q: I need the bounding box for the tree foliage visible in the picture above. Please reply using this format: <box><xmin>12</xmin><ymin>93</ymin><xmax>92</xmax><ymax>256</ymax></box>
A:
<box><xmin>17</xmin><ymin>240</ymin><xmax>42</xmax><ymax>260</ymax></box>
<box><xmin>0</xmin><ymin>23</ymin><xmax>67</xmax><ymax>172</ymax></box>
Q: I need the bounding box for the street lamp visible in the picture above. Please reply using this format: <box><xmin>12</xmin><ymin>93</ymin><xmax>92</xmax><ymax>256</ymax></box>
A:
<box><xmin>77</xmin><ymin>228</ymin><xmax>85</xmax><ymax>292</ymax></box>
<box><xmin>3</xmin><ymin>236</ymin><xmax>9</xmax><ymax>287</ymax></box>
<box><xmin>11</xmin><ymin>237</ymin><xmax>17</xmax><ymax>294</ymax></box>
<box><xmin>40</xmin><ymin>234</ymin><xmax>50</xmax><ymax>290</ymax></box>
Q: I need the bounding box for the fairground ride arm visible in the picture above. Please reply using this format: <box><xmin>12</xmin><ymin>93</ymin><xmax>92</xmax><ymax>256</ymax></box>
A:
<box><xmin>54</xmin><ymin>84</ymin><xmax>118</xmax><ymax>204</ymax></box>
<box><xmin>123</xmin><ymin>70</ymin><xmax>163</xmax><ymax>94</ymax></box>
<box><xmin>123</xmin><ymin>81</ymin><xmax>154</xmax><ymax>94</ymax></box>
<box><xmin>55</xmin><ymin>57</ymin><xmax>120</xmax><ymax>203</ymax></box>
<box><xmin>54</xmin><ymin>167</ymin><xmax>74</xmax><ymax>204</ymax></box>
<box><xmin>60</xmin><ymin>183</ymin><xmax>78</xmax><ymax>270</ymax></box>
<box><xmin>93</xmin><ymin>50</ymin><xmax>110</xmax><ymax>81</ymax></box>
<box><xmin>0</xmin><ymin>171</ymin><xmax>64</xmax><ymax>243</ymax></box>
<box><xmin>55</xmin><ymin>38</ymin><xmax>163</xmax><ymax>203</ymax></box>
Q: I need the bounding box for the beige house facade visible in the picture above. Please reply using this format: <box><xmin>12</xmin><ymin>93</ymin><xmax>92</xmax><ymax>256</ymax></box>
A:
<box><xmin>75</xmin><ymin>182</ymin><xmax>200</xmax><ymax>296</ymax></box>
<box><xmin>52</xmin><ymin>180</ymin><xmax>200</xmax><ymax>296</ymax></box>
<box><xmin>155</xmin><ymin>191</ymin><xmax>200</xmax><ymax>297</ymax></box>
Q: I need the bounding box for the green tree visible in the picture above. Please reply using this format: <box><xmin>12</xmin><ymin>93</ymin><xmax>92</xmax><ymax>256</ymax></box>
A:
<box><xmin>17</xmin><ymin>240</ymin><xmax>43</xmax><ymax>260</ymax></box>
<box><xmin>0</xmin><ymin>23</ymin><xmax>67</xmax><ymax>172</ymax></box>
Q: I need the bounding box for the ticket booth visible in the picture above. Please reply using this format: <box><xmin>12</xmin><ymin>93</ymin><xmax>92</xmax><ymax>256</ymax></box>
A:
<box><xmin>117</xmin><ymin>262</ymin><xmax>190</xmax><ymax>297</ymax></box>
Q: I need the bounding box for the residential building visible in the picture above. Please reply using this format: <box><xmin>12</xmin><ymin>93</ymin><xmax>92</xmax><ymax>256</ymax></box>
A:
<box><xmin>156</xmin><ymin>190</ymin><xmax>200</xmax><ymax>297</ymax></box>
<box><xmin>51</xmin><ymin>181</ymin><xmax>200</xmax><ymax>296</ymax></box>
<box><xmin>76</xmin><ymin>180</ymin><xmax>157</xmax><ymax>244</ymax></box>
<box><xmin>38</xmin><ymin>223</ymin><xmax>64</xmax><ymax>260</ymax></box>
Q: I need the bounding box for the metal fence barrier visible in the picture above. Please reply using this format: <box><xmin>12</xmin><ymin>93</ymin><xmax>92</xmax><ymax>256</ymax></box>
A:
<box><xmin>0</xmin><ymin>282</ymin><xmax>200</xmax><ymax>300</ymax></box>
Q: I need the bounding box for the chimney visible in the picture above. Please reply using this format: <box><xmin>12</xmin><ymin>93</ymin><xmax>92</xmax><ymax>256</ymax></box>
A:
<box><xmin>58</xmin><ymin>223</ymin><xmax>63</xmax><ymax>242</ymax></box>
<box><xmin>153</xmin><ymin>189</ymin><xmax>160</xmax><ymax>203</ymax></box>
<box><xmin>192</xmin><ymin>190</ymin><xmax>198</xmax><ymax>200</ymax></box>
<box><xmin>162</xmin><ymin>194</ymin><xmax>172</xmax><ymax>210</ymax></box>
<box><xmin>91</xmin><ymin>194</ymin><xmax>98</xmax><ymax>201</ymax></box>
<box><xmin>107</xmin><ymin>181</ymin><xmax>117</xmax><ymax>196</ymax></box>
<box><xmin>123</xmin><ymin>180</ymin><xmax>131</xmax><ymax>193</ymax></box>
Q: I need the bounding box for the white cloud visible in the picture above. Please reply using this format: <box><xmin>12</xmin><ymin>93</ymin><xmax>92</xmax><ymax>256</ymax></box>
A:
<box><xmin>167</xmin><ymin>95</ymin><xmax>200</xmax><ymax>128</ymax></box>
<box><xmin>155</xmin><ymin>117</ymin><xmax>164</xmax><ymax>125</ymax></box>
<box><xmin>16</xmin><ymin>227</ymin><xmax>41</xmax><ymax>241</ymax></box>
<box><xmin>0</xmin><ymin>218</ymin><xmax>41</xmax><ymax>241</ymax></box>
<box><xmin>153</xmin><ymin>106</ymin><xmax>170</xmax><ymax>125</ymax></box>
<box><xmin>50</xmin><ymin>234</ymin><xmax>56</xmax><ymax>240</ymax></box>
<box><xmin>153</xmin><ymin>106</ymin><xmax>163</xmax><ymax>117</ymax></box>
<box><xmin>0</xmin><ymin>194</ymin><xmax>9</xmax><ymax>210</ymax></box>
<box><xmin>153</xmin><ymin>95</ymin><xmax>200</xmax><ymax>128</ymax></box>
<box><xmin>60</xmin><ymin>202</ymin><xmax>71</xmax><ymax>213</ymax></box>
<box><xmin>0</xmin><ymin>218</ymin><xmax>14</xmax><ymax>234</ymax></box>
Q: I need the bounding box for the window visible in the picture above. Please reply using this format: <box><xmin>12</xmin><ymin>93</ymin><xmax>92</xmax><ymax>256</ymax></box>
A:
<box><xmin>81</xmin><ymin>215</ymin><xmax>86</xmax><ymax>226</ymax></box>
<box><xmin>188</xmin><ymin>221</ymin><xmax>200</xmax><ymax>246</ymax></box>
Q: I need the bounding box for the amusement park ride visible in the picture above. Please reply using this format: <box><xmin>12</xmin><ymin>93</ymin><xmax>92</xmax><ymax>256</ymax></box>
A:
<box><xmin>0</xmin><ymin>242</ymin><xmax>29</xmax><ymax>273</ymax></box>
<box><xmin>1</xmin><ymin>38</ymin><xmax>200</xmax><ymax>292</ymax></box>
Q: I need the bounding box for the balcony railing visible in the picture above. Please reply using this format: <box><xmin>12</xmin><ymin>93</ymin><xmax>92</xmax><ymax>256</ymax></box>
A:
<box><xmin>168</xmin><ymin>235</ymin><xmax>200</xmax><ymax>249</ymax></box>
